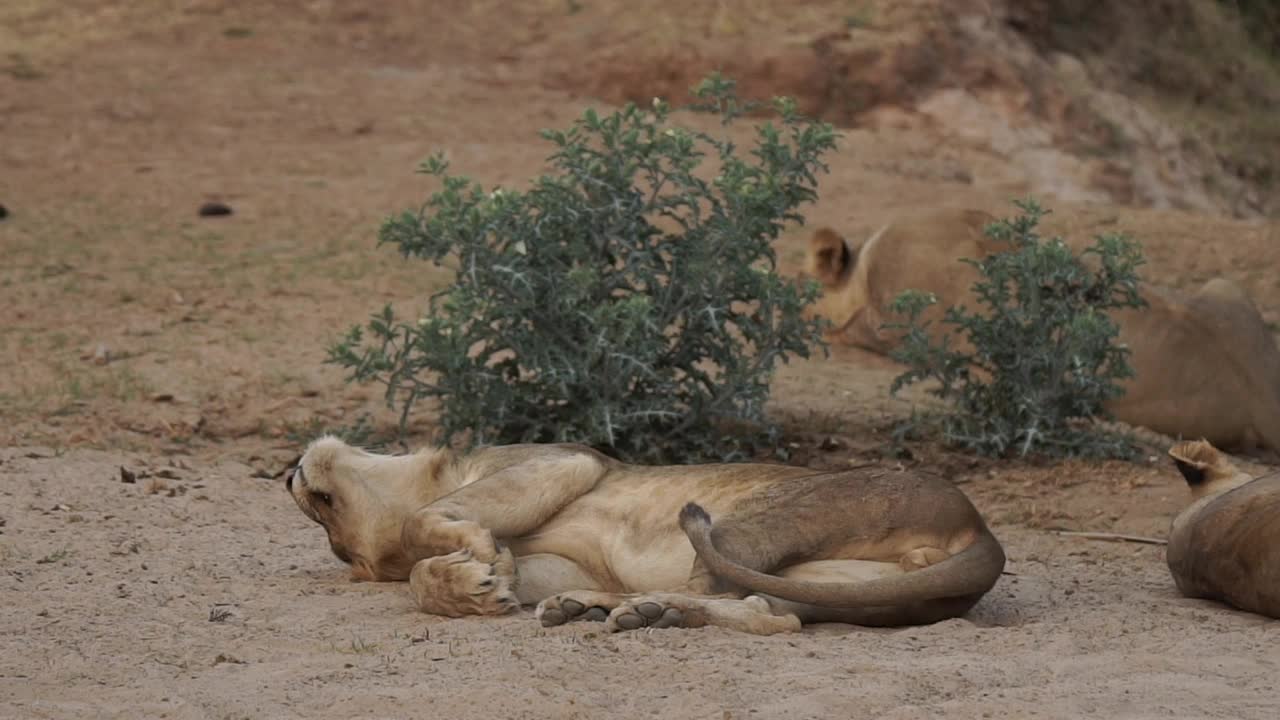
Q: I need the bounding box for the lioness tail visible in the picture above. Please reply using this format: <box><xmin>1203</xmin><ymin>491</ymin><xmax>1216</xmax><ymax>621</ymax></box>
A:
<box><xmin>678</xmin><ymin>502</ymin><xmax>1005</xmax><ymax>609</ymax></box>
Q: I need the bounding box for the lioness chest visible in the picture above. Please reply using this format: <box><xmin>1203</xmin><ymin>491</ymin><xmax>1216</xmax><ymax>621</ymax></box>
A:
<box><xmin>505</xmin><ymin>463</ymin><xmax>816</xmax><ymax>592</ymax></box>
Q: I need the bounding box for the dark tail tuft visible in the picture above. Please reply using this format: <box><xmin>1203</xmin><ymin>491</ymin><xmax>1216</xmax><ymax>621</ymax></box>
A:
<box><xmin>679</xmin><ymin>502</ymin><xmax>711</xmax><ymax>530</ymax></box>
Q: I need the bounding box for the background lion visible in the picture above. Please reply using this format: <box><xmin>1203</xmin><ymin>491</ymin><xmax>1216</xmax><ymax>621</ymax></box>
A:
<box><xmin>805</xmin><ymin>208</ymin><xmax>1280</xmax><ymax>454</ymax></box>
<box><xmin>1166</xmin><ymin>440</ymin><xmax>1280</xmax><ymax>619</ymax></box>
<box><xmin>285</xmin><ymin>436</ymin><xmax>1006</xmax><ymax>635</ymax></box>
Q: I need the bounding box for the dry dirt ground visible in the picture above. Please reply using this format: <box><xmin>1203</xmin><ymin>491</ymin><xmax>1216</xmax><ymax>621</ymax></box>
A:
<box><xmin>2</xmin><ymin>2</ymin><xmax>1279</xmax><ymax>719</ymax></box>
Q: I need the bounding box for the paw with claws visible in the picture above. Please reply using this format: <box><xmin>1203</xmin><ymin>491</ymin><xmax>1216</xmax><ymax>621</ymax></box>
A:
<box><xmin>409</xmin><ymin>548</ymin><xmax>518</xmax><ymax>617</ymax></box>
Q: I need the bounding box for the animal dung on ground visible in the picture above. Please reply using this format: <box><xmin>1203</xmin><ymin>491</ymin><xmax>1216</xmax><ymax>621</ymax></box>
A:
<box><xmin>198</xmin><ymin>201</ymin><xmax>233</xmax><ymax>217</ymax></box>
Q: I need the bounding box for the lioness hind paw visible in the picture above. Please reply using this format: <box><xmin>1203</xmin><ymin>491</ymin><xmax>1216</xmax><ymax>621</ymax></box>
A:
<box><xmin>536</xmin><ymin>593</ymin><xmax>620</xmax><ymax>627</ymax></box>
<box><xmin>602</xmin><ymin>595</ymin><xmax>800</xmax><ymax>635</ymax></box>
<box><xmin>607</xmin><ymin>601</ymin><xmax>687</xmax><ymax>632</ymax></box>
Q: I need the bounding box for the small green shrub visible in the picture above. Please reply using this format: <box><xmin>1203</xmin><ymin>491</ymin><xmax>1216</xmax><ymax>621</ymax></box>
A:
<box><xmin>329</xmin><ymin>75</ymin><xmax>837</xmax><ymax>463</ymax></box>
<box><xmin>886</xmin><ymin>200</ymin><xmax>1147</xmax><ymax>459</ymax></box>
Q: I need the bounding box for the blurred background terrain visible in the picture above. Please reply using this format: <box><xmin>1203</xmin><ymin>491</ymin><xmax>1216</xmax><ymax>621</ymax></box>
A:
<box><xmin>1</xmin><ymin>2</ymin><xmax>1278</xmax><ymax>718</ymax></box>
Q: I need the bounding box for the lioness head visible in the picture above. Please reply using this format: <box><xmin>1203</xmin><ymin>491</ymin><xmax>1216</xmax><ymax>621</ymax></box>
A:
<box><xmin>285</xmin><ymin>436</ymin><xmax>450</xmax><ymax>581</ymax></box>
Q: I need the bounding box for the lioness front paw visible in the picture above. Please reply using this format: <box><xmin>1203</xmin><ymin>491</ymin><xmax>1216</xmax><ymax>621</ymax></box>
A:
<box><xmin>536</xmin><ymin>591</ymin><xmax>625</xmax><ymax>627</ymax></box>
<box><xmin>409</xmin><ymin>549</ymin><xmax>518</xmax><ymax>617</ymax></box>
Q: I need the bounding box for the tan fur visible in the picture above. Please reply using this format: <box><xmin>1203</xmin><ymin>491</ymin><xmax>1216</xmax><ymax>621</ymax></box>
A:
<box><xmin>1165</xmin><ymin>440</ymin><xmax>1280</xmax><ymax>618</ymax></box>
<box><xmin>804</xmin><ymin>208</ymin><xmax>1280</xmax><ymax>453</ymax></box>
<box><xmin>286</xmin><ymin>436</ymin><xmax>1006</xmax><ymax>635</ymax></box>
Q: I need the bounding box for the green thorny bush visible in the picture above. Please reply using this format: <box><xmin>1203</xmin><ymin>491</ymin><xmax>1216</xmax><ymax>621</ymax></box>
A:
<box><xmin>329</xmin><ymin>75</ymin><xmax>838</xmax><ymax>463</ymax></box>
<box><xmin>886</xmin><ymin>200</ymin><xmax>1148</xmax><ymax>459</ymax></box>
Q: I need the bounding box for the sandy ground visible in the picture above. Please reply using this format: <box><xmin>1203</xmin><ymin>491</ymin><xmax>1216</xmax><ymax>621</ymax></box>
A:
<box><xmin>2</xmin><ymin>2</ymin><xmax>1279</xmax><ymax>718</ymax></box>
<box><xmin>3</xmin><ymin>446</ymin><xmax>1278</xmax><ymax>720</ymax></box>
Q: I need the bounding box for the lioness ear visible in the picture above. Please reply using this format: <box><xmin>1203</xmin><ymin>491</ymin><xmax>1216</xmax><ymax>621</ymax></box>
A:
<box><xmin>1168</xmin><ymin>439</ymin><xmax>1244</xmax><ymax>490</ymax></box>
<box><xmin>807</xmin><ymin>227</ymin><xmax>852</xmax><ymax>287</ymax></box>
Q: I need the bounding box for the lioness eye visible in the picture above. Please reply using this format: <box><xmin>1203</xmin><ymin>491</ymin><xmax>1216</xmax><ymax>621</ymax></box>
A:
<box><xmin>311</xmin><ymin>491</ymin><xmax>333</xmax><ymax>507</ymax></box>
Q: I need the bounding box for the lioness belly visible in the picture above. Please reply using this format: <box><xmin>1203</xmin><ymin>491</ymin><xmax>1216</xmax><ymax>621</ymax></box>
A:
<box><xmin>509</xmin><ymin>463</ymin><xmax>817</xmax><ymax>593</ymax></box>
<box><xmin>511</xmin><ymin>553</ymin><xmax>603</xmax><ymax>604</ymax></box>
<box><xmin>512</xmin><ymin>534</ymin><xmax>697</xmax><ymax>592</ymax></box>
<box><xmin>507</xmin><ymin>512</ymin><xmax>699</xmax><ymax>592</ymax></box>
<box><xmin>607</xmin><ymin>532</ymin><xmax>698</xmax><ymax>591</ymax></box>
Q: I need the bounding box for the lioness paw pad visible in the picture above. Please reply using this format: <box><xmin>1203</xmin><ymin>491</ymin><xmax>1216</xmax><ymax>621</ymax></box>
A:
<box><xmin>607</xmin><ymin>600</ymin><xmax>686</xmax><ymax>632</ymax></box>
<box><xmin>536</xmin><ymin>593</ymin><xmax>618</xmax><ymax>627</ymax></box>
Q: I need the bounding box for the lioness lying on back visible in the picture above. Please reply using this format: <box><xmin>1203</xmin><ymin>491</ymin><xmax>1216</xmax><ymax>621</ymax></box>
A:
<box><xmin>286</xmin><ymin>436</ymin><xmax>1006</xmax><ymax>634</ymax></box>
<box><xmin>805</xmin><ymin>208</ymin><xmax>1280</xmax><ymax>454</ymax></box>
<box><xmin>1166</xmin><ymin>440</ymin><xmax>1280</xmax><ymax>619</ymax></box>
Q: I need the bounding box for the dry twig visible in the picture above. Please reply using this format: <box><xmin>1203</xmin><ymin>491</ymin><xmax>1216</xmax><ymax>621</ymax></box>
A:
<box><xmin>1054</xmin><ymin>530</ymin><xmax>1167</xmax><ymax>546</ymax></box>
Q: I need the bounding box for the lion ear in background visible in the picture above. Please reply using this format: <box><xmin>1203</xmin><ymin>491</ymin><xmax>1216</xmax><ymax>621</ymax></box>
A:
<box><xmin>806</xmin><ymin>228</ymin><xmax>852</xmax><ymax>287</ymax></box>
<box><xmin>1168</xmin><ymin>439</ymin><xmax>1251</xmax><ymax>496</ymax></box>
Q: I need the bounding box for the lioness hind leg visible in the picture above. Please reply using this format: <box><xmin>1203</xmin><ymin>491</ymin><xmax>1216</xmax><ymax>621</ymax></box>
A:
<box><xmin>899</xmin><ymin>546</ymin><xmax>950</xmax><ymax>571</ymax></box>
<box><xmin>604</xmin><ymin>593</ymin><xmax>801</xmax><ymax>635</ymax></box>
<box><xmin>409</xmin><ymin>547</ymin><xmax>519</xmax><ymax>617</ymax></box>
